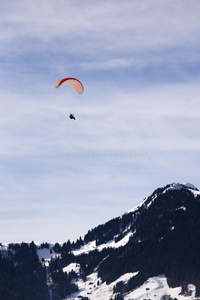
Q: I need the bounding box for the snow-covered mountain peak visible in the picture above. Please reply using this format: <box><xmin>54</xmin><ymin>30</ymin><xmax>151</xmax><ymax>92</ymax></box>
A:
<box><xmin>128</xmin><ymin>182</ymin><xmax>200</xmax><ymax>213</ymax></box>
<box><xmin>183</xmin><ymin>182</ymin><xmax>198</xmax><ymax>191</ymax></box>
<box><xmin>162</xmin><ymin>182</ymin><xmax>200</xmax><ymax>198</ymax></box>
<box><xmin>163</xmin><ymin>182</ymin><xmax>198</xmax><ymax>192</ymax></box>
<box><xmin>129</xmin><ymin>182</ymin><xmax>200</xmax><ymax>214</ymax></box>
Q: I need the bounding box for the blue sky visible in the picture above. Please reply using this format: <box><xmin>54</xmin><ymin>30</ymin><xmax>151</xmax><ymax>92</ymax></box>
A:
<box><xmin>1</xmin><ymin>0</ymin><xmax>200</xmax><ymax>243</ymax></box>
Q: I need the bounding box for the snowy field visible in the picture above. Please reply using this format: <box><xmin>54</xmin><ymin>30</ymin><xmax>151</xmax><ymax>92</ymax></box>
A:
<box><xmin>124</xmin><ymin>275</ymin><xmax>196</xmax><ymax>300</ymax></box>
<box><xmin>64</xmin><ymin>270</ymin><xmax>138</xmax><ymax>300</ymax></box>
<box><xmin>64</xmin><ymin>270</ymin><xmax>196</xmax><ymax>300</ymax></box>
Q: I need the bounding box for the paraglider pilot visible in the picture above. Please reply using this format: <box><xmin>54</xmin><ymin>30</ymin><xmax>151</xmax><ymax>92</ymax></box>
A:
<box><xmin>69</xmin><ymin>113</ymin><xmax>76</xmax><ymax>120</ymax></box>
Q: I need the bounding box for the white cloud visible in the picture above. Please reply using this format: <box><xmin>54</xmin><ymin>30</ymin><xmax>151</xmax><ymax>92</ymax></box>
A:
<box><xmin>1</xmin><ymin>1</ymin><xmax>200</xmax><ymax>60</ymax></box>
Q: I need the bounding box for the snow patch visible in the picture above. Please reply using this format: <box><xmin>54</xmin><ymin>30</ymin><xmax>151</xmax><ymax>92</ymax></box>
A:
<box><xmin>72</xmin><ymin>241</ymin><xmax>96</xmax><ymax>256</ymax></box>
<box><xmin>64</xmin><ymin>272</ymin><xmax>196</xmax><ymax>300</ymax></box>
<box><xmin>163</xmin><ymin>182</ymin><xmax>199</xmax><ymax>194</ymax></box>
<box><xmin>163</xmin><ymin>183</ymin><xmax>184</xmax><ymax>193</ymax></box>
<box><xmin>101</xmin><ymin>231</ymin><xmax>133</xmax><ymax>249</ymax></box>
<box><xmin>183</xmin><ymin>183</ymin><xmax>198</xmax><ymax>190</ymax></box>
<box><xmin>37</xmin><ymin>248</ymin><xmax>58</xmax><ymax>266</ymax></box>
<box><xmin>176</xmin><ymin>206</ymin><xmax>186</xmax><ymax>211</ymax></box>
<box><xmin>64</xmin><ymin>271</ymin><xmax>139</xmax><ymax>300</ymax></box>
<box><xmin>190</xmin><ymin>189</ymin><xmax>200</xmax><ymax>198</ymax></box>
<box><xmin>63</xmin><ymin>263</ymin><xmax>80</xmax><ymax>275</ymax></box>
<box><xmin>124</xmin><ymin>275</ymin><xmax>196</xmax><ymax>300</ymax></box>
<box><xmin>183</xmin><ymin>183</ymin><xmax>200</xmax><ymax>198</ymax></box>
<box><xmin>146</xmin><ymin>193</ymin><xmax>158</xmax><ymax>209</ymax></box>
<box><xmin>72</xmin><ymin>231</ymin><xmax>133</xmax><ymax>256</ymax></box>
<box><xmin>128</xmin><ymin>200</ymin><xmax>144</xmax><ymax>213</ymax></box>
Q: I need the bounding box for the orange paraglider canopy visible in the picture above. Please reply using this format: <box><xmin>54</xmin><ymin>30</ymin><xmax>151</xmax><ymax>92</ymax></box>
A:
<box><xmin>54</xmin><ymin>77</ymin><xmax>84</xmax><ymax>94</ymax></box>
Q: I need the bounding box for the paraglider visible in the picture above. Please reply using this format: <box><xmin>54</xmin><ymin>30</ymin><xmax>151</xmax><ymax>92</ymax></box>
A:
<box><xmin>54</xmin><ymin>77</ymin><xmax>84</xmax><ymax>120</ymax></box>
<box><xmin>69</xmin><ymin>113</ymin><xmax>76</xmax><ymax>120</ymax></box>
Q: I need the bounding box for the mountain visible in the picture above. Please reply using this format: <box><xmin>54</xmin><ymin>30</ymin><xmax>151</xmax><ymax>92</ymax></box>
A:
<box><xmin>1</xmin><ymin>182</ymin><xmax>200</xmax><ymax>300</ymax></box>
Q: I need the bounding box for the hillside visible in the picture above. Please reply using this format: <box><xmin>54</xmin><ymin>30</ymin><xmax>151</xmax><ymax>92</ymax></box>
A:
<box><xmin>1</xmin><ymin>182</ymin><xmax>200</xmax><ymax>300</ymax></box>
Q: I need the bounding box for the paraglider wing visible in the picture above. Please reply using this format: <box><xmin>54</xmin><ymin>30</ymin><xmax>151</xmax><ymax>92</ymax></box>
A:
<box><xmin>54</xmin><ymin>77</ymin><xmax>84</xmax><ymax>94</ymax></box>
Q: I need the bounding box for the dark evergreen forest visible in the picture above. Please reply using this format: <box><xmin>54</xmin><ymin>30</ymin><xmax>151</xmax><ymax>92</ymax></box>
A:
<box><xmin>0</xmin><ymin>242</ymin><xmax>49</xmax><ymax>300</ymax></box>
<box><xmin>1</xmin><ymin>184</ymin><xmax>200</xmax><ymax>299</ymax></box>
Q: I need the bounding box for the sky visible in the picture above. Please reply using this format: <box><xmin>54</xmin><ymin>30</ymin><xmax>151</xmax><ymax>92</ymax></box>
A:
<box><xmin>1</xmin><ymin>0</ymin><xmax>200</xmax><ymax>244</ymax></box>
